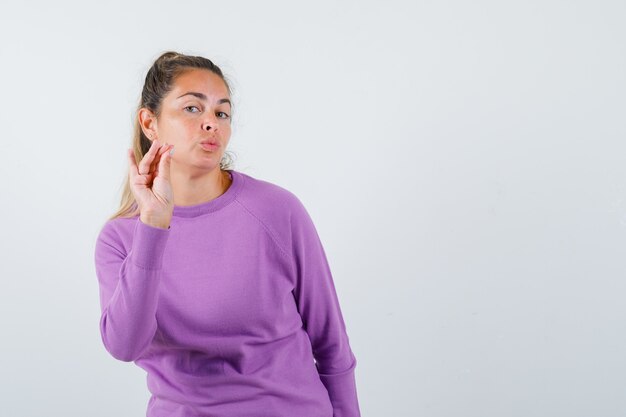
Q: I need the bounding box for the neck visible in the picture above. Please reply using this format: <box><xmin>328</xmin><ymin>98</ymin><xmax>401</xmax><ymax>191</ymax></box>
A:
<box><xmin>170</xmin><ymin>167</ymin><xmax>231</xmax><ymax>207</ymax></box>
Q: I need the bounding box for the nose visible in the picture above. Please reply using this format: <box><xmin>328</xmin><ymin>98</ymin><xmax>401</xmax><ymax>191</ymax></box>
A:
<box><xmin>202</xmin><ymin>114</ymin><xmax>218</xmax><ymax>132</ymax></box>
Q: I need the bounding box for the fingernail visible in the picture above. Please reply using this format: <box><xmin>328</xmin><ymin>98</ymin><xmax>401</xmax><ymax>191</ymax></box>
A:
<box><xmin>169</xmin><ymin>147</ymin><xmax>175</xmax><ymax>156</ymax></box>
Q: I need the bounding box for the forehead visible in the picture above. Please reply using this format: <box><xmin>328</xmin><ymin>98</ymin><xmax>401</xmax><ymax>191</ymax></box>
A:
<box><xmin>171</xmin><ymin>68</ymin><xmax>229</xmax><ymax>97</ymax></box>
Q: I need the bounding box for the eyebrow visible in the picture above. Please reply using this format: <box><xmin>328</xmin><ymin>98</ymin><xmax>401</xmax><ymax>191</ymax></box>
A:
<box><xmin>177</xmin><ymin>91</ymin><xmax>231</xmax><ymax>106</ymax></box>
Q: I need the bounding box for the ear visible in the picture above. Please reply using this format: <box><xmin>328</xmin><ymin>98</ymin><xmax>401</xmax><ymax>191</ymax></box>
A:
<box><xmin>138</xmin><ymin>107</ymin><xmax>158</xmax><ymax>140</ymax></box>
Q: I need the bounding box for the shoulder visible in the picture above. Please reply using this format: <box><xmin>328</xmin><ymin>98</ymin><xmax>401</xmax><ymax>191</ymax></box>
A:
<box><xmin>235</xmin><ymin>170</ymin><xmax>316</xmax><ymax>252</ymax></box>
<box><xmin>236</xmin><ymin>170</ymin><xmax>309</xmax><ymax>217</ymax></box>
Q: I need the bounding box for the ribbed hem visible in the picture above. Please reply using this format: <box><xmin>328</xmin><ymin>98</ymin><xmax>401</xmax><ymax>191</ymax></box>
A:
<box><xmin>130</xmin><ymin>218</ymin><xmax>171</xmax><ymax>270</ymax></box>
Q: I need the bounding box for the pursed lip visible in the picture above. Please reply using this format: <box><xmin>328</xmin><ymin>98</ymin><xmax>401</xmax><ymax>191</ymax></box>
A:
<box><xmin>200</xmin><ymin>139</ymin><xmax>219</xmax><ymax>146</ymax></box>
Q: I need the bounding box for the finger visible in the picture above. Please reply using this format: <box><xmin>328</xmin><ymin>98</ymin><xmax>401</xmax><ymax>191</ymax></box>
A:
<box><xmin>153</xmin><ymin>144</ymin><xmax>173</xmax><ymax>179</ymax></box>
<box><xmin>150</xmin><ymin>142</ymin><xmax>169</xmax><ymax>175</ymax></box>
<box><xmin>157</xmin><ymin>145</ymin><xmax>173</xmax><ymax>182</ymax></box>
<box><xmin>147</xmin><ymin>140</ymin><xmax>163</xmax><ymax>175</ymax></box>
<box><xmin>127</xmin><ymin>149</ymin><xmax>139</xmax><ymax>177</ymax></box>
<box><xmin>138</xmin><ymin>139</ymin><xmax>160</xmax><ymax>175</ymax></box>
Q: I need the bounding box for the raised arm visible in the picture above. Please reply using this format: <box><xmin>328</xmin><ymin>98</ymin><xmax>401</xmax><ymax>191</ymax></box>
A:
<box><xmin>94</xmin><ymin>139</ymin><xmax>174</xmax><ymax>361</ymax></box>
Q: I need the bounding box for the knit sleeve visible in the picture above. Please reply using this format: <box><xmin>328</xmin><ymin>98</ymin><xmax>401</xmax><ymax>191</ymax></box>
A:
<box><xmin>93</xmin><ymin>218</ymin><xmax>170</xmax><ymax>362</ymax></box>
<box><xmin>289</xmin><ymin>197</ymin><xmax>361</xmax><ymax>417</ymax></box>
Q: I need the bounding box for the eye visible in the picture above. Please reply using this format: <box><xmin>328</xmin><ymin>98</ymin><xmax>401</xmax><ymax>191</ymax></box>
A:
<box><xmin>217</xmin><ymin>111</ymin><xmax>230</xmax><ymax>119</ymax></box>
<box><xmin>184</xmin><ymin>105</ymin><xmax>200</xmax><ymax>113</ymax></box>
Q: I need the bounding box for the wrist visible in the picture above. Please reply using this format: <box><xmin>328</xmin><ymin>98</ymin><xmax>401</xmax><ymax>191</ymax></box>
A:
<box><xmin>140</xmin><ymin>213</ymin><xmax>171</xmax><ymax>229</ymax></box>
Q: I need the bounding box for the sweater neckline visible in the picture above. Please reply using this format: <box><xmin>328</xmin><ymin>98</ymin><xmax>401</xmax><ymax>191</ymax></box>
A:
<box><xmin>172</xmin><ymin>169</ymin><xmax>243</xmax><ymax>218</ymax></box>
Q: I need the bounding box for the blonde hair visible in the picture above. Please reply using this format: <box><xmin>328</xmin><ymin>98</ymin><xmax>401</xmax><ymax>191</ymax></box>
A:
<box><xmin>109</xmin><ymin>51</ymin><xmax>236</xmax><ymax>220</ymax></box>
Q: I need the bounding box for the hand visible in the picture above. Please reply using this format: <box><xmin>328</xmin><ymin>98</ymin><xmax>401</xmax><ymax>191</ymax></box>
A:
<box><xmin>127</xmin><ymin>140</ymin><xmax>175</xmax><ymax>229</ymax></box>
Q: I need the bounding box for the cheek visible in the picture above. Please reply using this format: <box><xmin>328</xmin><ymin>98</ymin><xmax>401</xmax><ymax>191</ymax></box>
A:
<box><xmin>220</xmin><ymin>122</ymin><xmax>232</xmax><ymax>136</ymax></box>
<box><xmin>171</xmin><ymin>120</ymin><xmax>196</xmax><ymax>138</ymax></box>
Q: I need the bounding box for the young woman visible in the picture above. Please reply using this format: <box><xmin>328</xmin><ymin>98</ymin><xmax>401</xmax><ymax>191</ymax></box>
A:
<box><xmin>94</xmin><ymin>51</ymin><xmax>361</xmax><ymax>417</ymax></box>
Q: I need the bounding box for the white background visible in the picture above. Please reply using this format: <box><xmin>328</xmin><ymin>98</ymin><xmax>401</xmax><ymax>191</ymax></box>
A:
<box><xmin>1</xmin><ymin>1</ymin><xmax>625</xmax><ymax>416</ymax></box>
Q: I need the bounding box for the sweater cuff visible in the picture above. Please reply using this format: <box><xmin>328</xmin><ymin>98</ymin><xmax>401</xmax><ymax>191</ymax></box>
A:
<box><xmin>318</xmin><ymin>365</ymin><xmax>361</xmax><ymax>417</ymax></box>
<box><xmin>130</xmin><ymin>218</ymin><xmax>170</xmax><ymax>270</ymax></box>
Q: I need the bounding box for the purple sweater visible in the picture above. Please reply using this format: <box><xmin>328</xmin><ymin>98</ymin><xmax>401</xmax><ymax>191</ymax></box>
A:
<box><xmin>94</xmin><ymin>169</ymin><xmax>361</xmax><ymax>417</ymax></box>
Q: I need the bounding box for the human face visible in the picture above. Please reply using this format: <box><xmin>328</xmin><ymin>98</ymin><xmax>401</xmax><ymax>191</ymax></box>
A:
<box><xmin>143</xmin><ymin>68</ymin><xmax>232</xmax><ymax>174</ymax></box>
